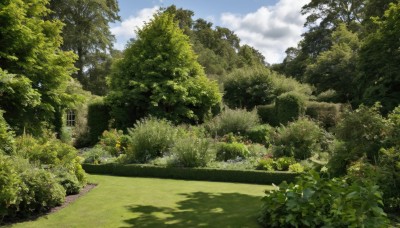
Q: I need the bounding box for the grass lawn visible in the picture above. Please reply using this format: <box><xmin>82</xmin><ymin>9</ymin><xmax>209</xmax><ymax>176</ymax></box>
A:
<box><xmin>9</xmin><ymin>175</ymin><xmax>273</xmax><ymax>228</ymax></box>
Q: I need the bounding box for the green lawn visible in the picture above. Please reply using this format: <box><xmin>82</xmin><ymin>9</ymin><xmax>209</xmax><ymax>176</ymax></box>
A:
<box><xmin>10</xmin><ymin>175</ymin><xmax>273</xmax><ymax>228</ymax></box>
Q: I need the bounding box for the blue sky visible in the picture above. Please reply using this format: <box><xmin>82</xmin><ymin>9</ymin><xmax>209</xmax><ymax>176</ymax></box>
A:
<box><xmin>111</xmin><ymin>0</ymin><xmax>309</xmax><ymax>63</ymax></box>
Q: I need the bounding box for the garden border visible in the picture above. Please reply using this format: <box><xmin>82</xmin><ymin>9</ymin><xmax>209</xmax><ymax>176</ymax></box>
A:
<box><xmin>82</xmin><ymin>163</ymin><xmax>299</xmax><ymax>185</ymax></box>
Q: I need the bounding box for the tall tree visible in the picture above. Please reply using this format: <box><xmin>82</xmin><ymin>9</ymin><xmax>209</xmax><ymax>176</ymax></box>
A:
<box><xmin>0</xmin><ymin>0</ymin><xmax>77</xmax><ymax>134</ymax></box>
<box><xmin>358</xmin><ymin>2</ymin><xmax>400</xmax><ymax>113</ymax></box>
<box><xmin>107</xmin><ymin>12</ymin><xmax>221</xmax><ymax>128</ymax></box>
<box><xmin>48</xmin><ymin>0</ymin><xmax>120</xmax><ymax>91</ymax></box>
<box><xmin>304</xmin><ymin>24</ymin><xmax>360</xmax><ymax>102</ymax></box>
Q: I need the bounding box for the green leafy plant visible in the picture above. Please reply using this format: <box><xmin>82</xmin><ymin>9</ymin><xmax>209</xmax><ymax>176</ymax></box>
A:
<box><xmin>0</xmin><ymin>111</ymin><xmax>15</xmax><ymax>155</ymax></box>
<box><xmin>288</xmin><ymin>163</ymin><xmax>305</xmax><ymax>172</ymax></box>
<box><xmin>245</xmin><ymin>124</ymin><xmax>274</xmax><ymax>146</ymax></box>
<box><xmin>274</xmin><ymin>157</ymin><xmax>296</xmax><ymax>171</ymax></box>
<box><xmin>259</xmin><ymin>171</ymin><xmax>389</xmax><ymax>227</ymax></box>
<box><xmin>126</xmin><ymin>117</ymin><xmax>178</xmax><ymax>163</ymax></box>
<box><xmin>273</xmin><ymin>118</ymin><xmax>326</xmax><ymax>160</ymax></box>
<box><xmin>216</xmin><ymin>142</ymin><xmax>250</xmax><ymax>161</ymax></box>
<box><xmin>98</xmin><ymin>129</ymin><xmax>129</xmax><ymax>157</ymax></box>
<box><xmin>205</xmin><ymin>108</ymin><xmax>260</xmax><ymax>137</ymax></box>
<box><xmin>169</xmin><ymin>136</ymin><xmax>212</xmax><ymax>168</ymax></box>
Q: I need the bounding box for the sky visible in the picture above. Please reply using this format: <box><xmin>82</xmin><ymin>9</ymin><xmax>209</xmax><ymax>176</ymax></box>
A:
<box><xmin>111</xmin><ymin>0</ymin><xmax>309</xmax><ymax>64</ymax></box>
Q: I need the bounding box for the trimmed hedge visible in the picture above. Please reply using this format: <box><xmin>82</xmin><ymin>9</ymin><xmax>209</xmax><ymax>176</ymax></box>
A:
<box><xmin>82</xmin><ymin>163</ymin><xmax>299</xmax><ymax>185</ymax></box>
<box><xmin>275</xmin><ymin>92</ymin><xmax>306</xmax><ymax>124</ymax></box>
<box><xmin>87</xmin><ymin>100</ymin><xmax>110</xmax><ymax>145</ymax></box>
<box><xmin>257</xmin><ymin>104</ymin><xmax>278</xmax><ymax>126</ymax></box>
<box><xmin>306</xmin><ymin>101</ymin><xmax>342</xmax><ymax>128</ymax></box>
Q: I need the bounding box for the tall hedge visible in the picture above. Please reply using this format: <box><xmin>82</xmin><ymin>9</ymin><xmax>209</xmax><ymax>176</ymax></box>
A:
<box><xmin>306</xmin><ymin>101</ymin><xmax>342</xmax><ymax>128</ymax></box>
<box><xmin>0</xmin><ymin>110</ymin><xmax>14</xmax><ymax>155</ymax></box>
<box><xmin>87</xmin><ymin>100</ymin><xmax>110</xmax><ymax>145</ymax></box>
<box><xmin>275</xmin><ymin>92</ymin><xmax>306</xmax><ymax>124</ymax></box>
<box><xmin>257</xmin><ymin>104</ymin><xmax>278</xmax><ymax>126</ymax></box>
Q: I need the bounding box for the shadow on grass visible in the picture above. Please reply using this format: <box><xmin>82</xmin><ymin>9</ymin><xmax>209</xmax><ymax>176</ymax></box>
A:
<box><xmin>121</xmin><ymin>192</ymin><xmax>262</xmax><ymax>227</ymax></box>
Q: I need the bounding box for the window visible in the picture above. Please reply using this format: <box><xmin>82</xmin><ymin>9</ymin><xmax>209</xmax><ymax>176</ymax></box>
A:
<box><xmin>66</xmin><ymin>110</ymin><xmax>76</xmax><ymax>127</ymax></box>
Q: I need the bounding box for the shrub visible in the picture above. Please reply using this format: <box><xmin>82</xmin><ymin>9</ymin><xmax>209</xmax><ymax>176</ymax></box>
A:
<box><xmin>259</xmin><ymin>171</ymin><xmax>389</xmax><ymax>227</ymax></box>
<box><xmin>306</xmin><ymin>101</ymin><xmax>342</xmax><ymax>128</ymax></box>
<box><xmin>205</xmin><ymin>108</ymin><xmax>260</xmax><ymax>137</ymax></box>
<box><xmin>0</xmin><ymin>110</ymin><xmax>15</xmax><ymax>155</ymax></box>
<box><xmin>329</xmin><ymin>103</ymin><xmax>389</xmax><ymax>175</ymax></box>
<box><xmin>53</xmin><ymin>168</ymin><xmax>81</xmax><ymax>195</ymax></box>
<box><xmin>223</xmin><ymin>67</ymin><xmax>275</xmax><ymax>109</ymax></box>
<box><xmin>245</xmin><ymin>124</ymin><xmax>274</xmax><ymax>145</ymax></box>
<box><xmin>274</xmin><ymin>157</ymin><xmax>296</xmax><ymax>171</ymax></box>
<box><xmin>98</xmin><ymin>129</ymin><xmax>129</xmax><ymax>156</ymax></box>
<box><xmin>83</xmin><ymin>146</ymin><xmax>113</xmax><ymax>164</ymax></box>
<box><xmin>169</xmin><ymin>136</ymin><xmax>212</xmax><ymax>168</ymax></box>
<box><xmin>275</xmin><ymin>92</ymin><xmax>307</xmax><ymax>124</ymax></box>
<box><xmin>288</xmin><ymin>163</ymin><xmax>304</xmax><ymax>172</ymax></box>
<box><xmin>126</xmin><ymin>117</ymin><xmax>178</xmax><ymax>163</ymax></box>
<box><xmin>0</xmin><ymin>154</ymin><xmax>21</xmax><ymax>222</ymax></box>
<box><xmin>247</xmin><ymin>143</ymin><xmax>269</xmax><ymax>158</ymax></box>
<box><xmin>273</xmin><ymin>118</ymin><xmax>325</xmax><ymax>160</ymax></box>
<box><xmin>216</xmin><ymin>142</ymin><xmax>250</xmax><ymax>161</ymax></box>
<box><xmin>257</xmin><ymin>104</ymin><xmax>278</xmax><ymax>126</ymax></box>
<box><xmin>256</xmin><ymin>158</ymin><xmax>275</xmax><ymax>171</ymax></box>
<box><xmin>87</xmin><ymin>99</ymin><xmax>111</xmax><ymax>145</ymax></box>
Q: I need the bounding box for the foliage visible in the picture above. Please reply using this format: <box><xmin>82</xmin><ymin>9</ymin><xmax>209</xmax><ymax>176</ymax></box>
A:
<box><xmin>288</xmin><ymin>163</ymin><xmax>305</xmax><ymax>173</ymax></box>
<box><xmin>330</xmin><ymin>104</ymin><xmax>388</xmax><ymax>175</ymax></box>
<box><xmin>98</xmin><ymin>129</ymin><xmax>129</xmax><ymax>157</ymax></box>
<box><xmin>223</xmin><ymin>67</ymin><xmax>275</xmax><ymax>109</ymax></box>
<box><xmin>274</xmin><ymin>157</ymin><xmax>297</xmax><ymax>171</ymax></box>
<box><xmin>306</xmin><ymin>101</ymin><xmax>342</xmax><ymax>128</ymax></box>
<box><xmin>82</xmin><ymin>146</ymin><xmax>113</xmax><ymax>164</ymax></box>
<box><xmin>257</xmin><ymin>104</ymin><xmax>278</xmax><ymax>126</ymax></box>
<box><xmin>0</xmin><ymin>111</ymin><xmax>15</xmax><ymax>155</ymax></box>
<box><xmin>204</xmin><ymin>108</ymin><xmax>260</xmax><ymax>137</ymax></box>
<box><xmin>304</xmin><ymin>24</ymin><xmax>360</xmax><ymax>103</ymax></box>
<box><xmin>358</xmin><ymin>3</ymin><xmax>400</xmax><ymax>113</ymax></box>
<box><xmin>216</xmin><ymin>142</ymin><xmax>250</xmax><ymax>161</ymax></box>
<box><xmin>125</xmin><ymin>117</ymin><xmax>178</xmax><ymax>163</ymax></box>
<box><xmin>0</xmin><ymin>0</ymin><xmax>77</xmax><ymax>135</ymax></box>
<box><xmin>53</xmin><ymin>168</ymin><xmax>81</xmax><ymax>195</ymax></box>
<box><xmin>83</xmin><ymin>163</ymin><xmax>300</xmax><ymax>185</ymax></box>
<box><xmin>275</xmin><ymin>92</ymin><xmax>307</xmax><ymax>124</ymax></box>
<box><xmin>256</xmin><ymin>158</ymin><xmax>275</xmax><ymax>171</ymax></box>
<box><xmin>0</xmin><ymin>154</ymin><xmax>21</xmax><ymax>223</ymax></box>
<box><xmin>169</xmin><ymin>136</ymin><xmax>212</xmax><ymax>168</ymax></box>
<box><xmin>86</xmin><ymin>99</ymin><xmax>111</xmax><ymax>146</ymax></box>
<box><xmin>256</xmin><ymin>157</ymin><xmax>297</xmax><ymax>172</ymax></box>
<box><xmin>273</xmin><ymin>118</ymin><xmax>326</xmax><ymax>160</ymax></box>
<box><xmin>259</xmin><ymin>171</ymin><xmax>389</xmax><ymax>227</ymax></box>
<box><xmin>48</xmin><ymin>0</ymin><xmax>120</xmax><ymax>91</ymax></box>
<box><xmin>107</xmin><ymin>12</ymin><xmax>221</xmax><ymax>128</ymax></box>
<box><xmin>244</xmin><ymin>125</ymin><xmax>274</xmax><ymax>146</ymax></box>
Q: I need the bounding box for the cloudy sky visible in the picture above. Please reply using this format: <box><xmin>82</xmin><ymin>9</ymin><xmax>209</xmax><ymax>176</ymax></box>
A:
<box><xmin>111</xmin><ymin>0</ymin><xmax>309</xmax><ymax>64</ymax></box>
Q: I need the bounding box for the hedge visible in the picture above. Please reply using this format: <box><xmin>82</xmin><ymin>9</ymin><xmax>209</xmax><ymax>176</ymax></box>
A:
<box><xmin>275</xmin><ymin>92</ymin><xmax>306</xmax><ymax>124</ymax></box>
<box><xmin>87</xmin><ymin>100</ymin><xmax>110</xmax><ymax>145</ymax></box>
<box><xmin>82</xmin><ymin>163</ymin><xmax>299</xmax><ymax>185</ymax></box>
<box><xmin>306</xmin><ymin>101</ymin><xmax>342</xmax><ymax>128</ymax></box>
<box><xmin>257</xmin><ymin>104</ymin><xmax>278</xmax><ymax>126</ymax></box>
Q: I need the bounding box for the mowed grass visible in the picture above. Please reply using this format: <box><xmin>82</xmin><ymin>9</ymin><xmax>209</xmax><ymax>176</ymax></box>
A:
<box><xmin>10</xmin><ymin>175</ymin><xmax>274</xmax><ymax>228</ymax></box>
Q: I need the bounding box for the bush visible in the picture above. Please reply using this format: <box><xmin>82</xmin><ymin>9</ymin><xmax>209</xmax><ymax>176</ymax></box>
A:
<box><xmin>256</xmin><ymin>158</ymin><xmax>275</xmax><ymax>171</ymax></box>
<box><xmin>288</xmin><ymin>163</ymin><xmax>304</xmax><ymax>172</ymax></box>
<box><xmin>205</xmin><ymin>108</ymin><xmax>260</xmax><ymax>137</ymax></box>
<box><xmin>329</xmin><ymin>104</ymin><xmax>389</xmax><ymax>175</ymax></box>
<box><xmin>273</xmin><ymin>118</ymin><xmax>325</xmax><ymax>160</ymax></box>
<box><xmin>259</xmin><ymin>171</ymin><xmax>389</xmax><ymax>227</ymax></box>
<box><xmin>244</xmin><ymin>124</ymin><xmax>274</xmax><ymax>145</ymax></box>
<box><xmin>274</xmin><ymin>157</ymin><xmax>296</xmax><ymax>171</ymax></box>
<box><xmin>275</xmin><ymin>92</ymin><xmax>307</xmax><ymax>124</ymax></box>
<box><xmin>82</xmin><ymin>146</ymin><xmax>113</xmax><ymax>164</ymax></box>
<box><xmin>306</xmin><ymin>101</ymin><xmax>342</xmax><ymax>128</ymax></box>
<box><xmin>223</xmin><ymin>67</ymin><xmax>275</xmax><ymax>109</ymax></box>
<box><xmin>0</xmin><ymin>111</ymin><xmax>15</xmax><ymax>155</ymax></box>
<box><xmin>257</xmin><ymin>104</ymin><xmax>278</xmax><ymax>126</ymax></box>
<box><xmin>87</xmin><ymin>99</ymin><xmax>111</xmax><ymax>145</ymax></box>
<box><xmin>169</xmin><ymin>136</ymin><xmax>212</xmax><ymax>168</ymax></box>
<box><xmin>126</xmin><ymin>117</ymin><xmax>178</xmax><ymax>163</ymax></box>
<box><xmin>53</xmin><ymin>168</ymin><xmax>81</xmax><ymax>195</ymax></box>
<box><xmin>98</xmin><ymin>129</ymin><xmax>129</xmax><ymax>157</ymax></box>
<box><xmin>0</xmin><ymin>154</ymin><xmax>21</xmax><ymax>222</ymax></box>
<box><xmin>216</xmin><ymin>142</ymin><xmax>250</xmax><ymax>161</ymax></box>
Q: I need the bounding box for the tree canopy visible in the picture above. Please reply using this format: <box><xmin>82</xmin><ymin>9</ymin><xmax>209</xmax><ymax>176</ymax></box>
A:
<box><xmin>107</xmin><ymin>12</ymin><xmax>221</xmax><ymax>128</ymax></box>
<box><xmin>0</xmin><ymin>0</ymin><xmax>77</xmax><ymax>134</ymax></box>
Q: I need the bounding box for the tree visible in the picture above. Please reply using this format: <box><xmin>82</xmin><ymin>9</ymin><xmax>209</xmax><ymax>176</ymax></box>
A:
<box><xmin>304</xmin><ymin>24</ymin><xmax>360</xmax><ymax>102</ymax></box>
<box><xmin>358</xmin><ymin>2</ymin><xmax>400</xmax><ymax>113</ymax></box>
<box><xmin>48</xmin><ymin>0</ymin><xmax>120</xmax><ymax>92</ymax></box>
<box><xmin>107</xmin><ymin>12</ymin><xmax>221</xmax><ymax>128</ymax></box>
<box><xmin>0</xmin><ymin>0</ymin><xmax>77</xmax><ymax>135</ymax></box>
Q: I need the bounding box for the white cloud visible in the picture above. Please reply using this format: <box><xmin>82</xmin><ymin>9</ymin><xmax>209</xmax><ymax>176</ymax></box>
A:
<box><xmin>221</xmin><ymin>0</ymin><xmax>308</xmax><ymax>64</ymax></box>
<box><xmin>111</xmin><ymin>6</ymin><xmax>159</xmax><ymax>50</ymax></box>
